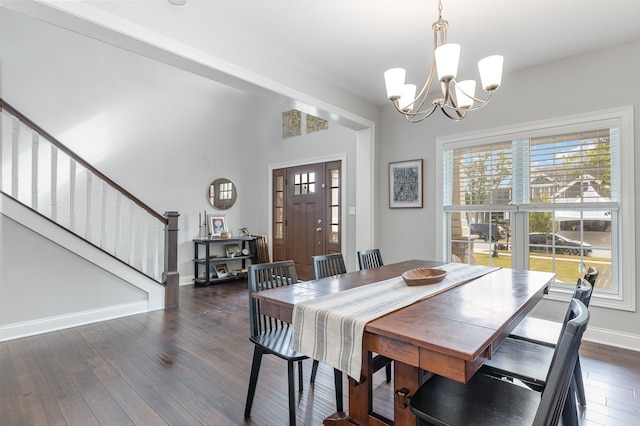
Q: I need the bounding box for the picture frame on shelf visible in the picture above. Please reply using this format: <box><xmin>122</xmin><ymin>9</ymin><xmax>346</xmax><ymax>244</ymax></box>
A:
<box><xmin>389</xmin><ymin>159</ymin><xmax>423</xmax><ymax>208</ymax></box>
<box><xmin>225</xmin><ymin>243</ymin><xmax>241</xmax><ymax>257</ymax></box>
<box><xmin>216</xmin><ymin>263</ymin><xmax>229</xmax><ymax>278</ymax></box>
<box><xmin>208</xmin><ymin>215</ymin><xmax>227</xmax><ymax>237</ymax></box>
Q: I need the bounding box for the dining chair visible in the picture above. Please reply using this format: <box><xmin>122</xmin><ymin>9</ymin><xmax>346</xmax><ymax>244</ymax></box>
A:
<box><xmin>509</xmin><ymin>267</ymin><xmax>598</xmax><ymax>346</ymax></box>
<box><xmin>357</xmin><ymin>248</ymin><xmax>384</xmax><ymax>270</ymax></box>
<box><xmin>507</xmin><ymin>267</ymin><xmax>598</xmax><ymax>407</ymax></box>
<box><xmin>309</xmin><ymin>253</ymin><xmax>394</xmax><ymax>385</ymax></box>
<box><xmin>356</xmin><ymin>249</ymin><xmax>392</xmax><ymax>383</ymax></box>
<box><xmin>478</xmin><ymin>279</ymin><xmax>592</xmax><ymax>421</ymax></box>
<box><xmin>311</xmin><ymin>253</ymin><xmax>347</xmax><ymax>280</ymax></box>
<box><xmin>244</xmin><ymin>260</ymin><xmax>342</xmax><ymax>426</ymax></box>
<box><xmin>409</xmin><ymin>298</ymin><xmax>590</xmax><ymax>426</ymax></box>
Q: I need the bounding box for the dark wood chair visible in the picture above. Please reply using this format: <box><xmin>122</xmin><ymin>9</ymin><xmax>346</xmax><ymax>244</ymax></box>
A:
<box><xmin>410</xmin><ymin>298</ymin><xmax>590</xmax><ymax>426</ymax></box>
<box><xmin>478</xmin><ymin>279</ymin><xmax>592</xmax><ymax>422</ymax></box>
<box><xmin>311</xmin><ymin>253</ymin><xmax>347</xmax><ymax>280</ymax></box>
<box><xmin>356</xmin><ymin>249</ymin><xmax>392</xmax><ymax>383</ymax></box>
<box><xmin>244</xmin><ymin>260</ymin><xmax>342</xmax><ymax>426</ymax></box>
<box><xmin>309</xmin><ymin>253</ymin><xmax>393</xmax><ymax>385</ymax></box>
<box><xmin>507</xmin><ymin>268</ymin><xmax>598</xmax><ymax>407</ymax></box>
<box><xmin>357</xmin><ymin>248</ymin><xmax>384</xmax><ymax>270</ymax></box>
<box><xmin>510</xmin><ymin>267</ymin><xmax>598</xmax><ymax>346</ymax></box>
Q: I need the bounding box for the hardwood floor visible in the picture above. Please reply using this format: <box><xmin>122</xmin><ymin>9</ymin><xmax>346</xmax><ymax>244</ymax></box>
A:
<box><xmin>1</xmin><ymin>280</ymin><xmax>639</xmax><ymax>425</ymax></box>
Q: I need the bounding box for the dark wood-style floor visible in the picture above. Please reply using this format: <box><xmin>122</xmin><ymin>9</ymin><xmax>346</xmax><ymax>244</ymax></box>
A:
<box><xmin>1</xmin><ymin>280</ymin><xmax>639</xmax><ymax>425</ymax></box>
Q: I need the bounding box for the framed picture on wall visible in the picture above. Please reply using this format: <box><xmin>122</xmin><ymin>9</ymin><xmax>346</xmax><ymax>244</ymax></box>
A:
<box><xmin>208</xmin><ymin>215</ymin><xmax>227</xmax><ymax>237</ymax></box>
<box><xmin>389</xmin><ymin>159</ymin><xmax>423</xmax><ymax>208</ymax></box>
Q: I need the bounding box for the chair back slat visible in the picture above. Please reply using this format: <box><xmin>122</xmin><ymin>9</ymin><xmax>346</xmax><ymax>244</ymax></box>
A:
<box><xmin>248</xmin><ymin>260</ymin><xmax>298</xmax><ymax>337</ymax></box>
<box><xmin>534</xmin><ymin>299</ymin><xmax>589</xmax><ymax>425</ymax></box>
<box><xmin>357</xmin><ymin>249</ymin><xmax>384</xmax><ymax>270</ymax></box>
<box><xmin>311</xmin><ymin>253</ymin><xmax>347</xmax><ymax>280</ymax></box>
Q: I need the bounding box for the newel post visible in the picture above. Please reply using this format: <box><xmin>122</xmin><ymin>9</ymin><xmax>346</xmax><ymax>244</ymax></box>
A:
<box><xmin>163</xmin><ymin>211</ymin><xmax>180</xmax><ymax>308</ymax></box>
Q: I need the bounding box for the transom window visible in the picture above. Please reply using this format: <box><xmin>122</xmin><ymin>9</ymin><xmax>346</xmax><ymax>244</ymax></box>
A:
<box><xmin>437</xmin><ymin>107</ymin><xmax>635</xmax><ymax>311</ymax></box>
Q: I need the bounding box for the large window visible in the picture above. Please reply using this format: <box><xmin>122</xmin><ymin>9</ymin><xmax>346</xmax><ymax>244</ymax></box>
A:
<box><xmin>437</xmin><ymin>107</ymin><xmax>635</xmax><ymax>310</ymax></box>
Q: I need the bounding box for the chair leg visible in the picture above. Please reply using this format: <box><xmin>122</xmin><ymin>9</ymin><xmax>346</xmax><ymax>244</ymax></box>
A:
<box><xmin>298</xmin><ymin>360</ymin><xmax>304</xmax><ymax>393</ymax></box>
<box><xmin>334</xmin><ymin>368</ymin><xmax>343</xmax><ymax>413</ymax></box>
<box><xmin>562</xmin><ymin>380</ymin><xmax>579</xmax><ymax>426</ymax></box>
<box><xmin>385</xmin><ymin>363</ymin><xmax>392</xmax><ymax>383</ymax></box>
<box><xmin>288</xmin><ymin>360</ymin><xmax>297</xmax><ymax>426</ymax></box>
<box><xmin>244</xmin><ymin>347</ymin><xmax>264</xmax><ymax>418</ymax></box>
<box><xmin>574</xmin><ymin>356</ymin><xmax>587</xmax><ymax>406</ymax></box>
<box><xmin>310</xmin><ymin>359</ymin><xmax>319</xmax><ymax>384</ymax></box>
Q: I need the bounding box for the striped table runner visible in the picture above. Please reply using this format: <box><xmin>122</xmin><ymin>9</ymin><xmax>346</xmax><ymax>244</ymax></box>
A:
<box><xmin>291</xmin><ymin>263</ymin><xmax>499</xmax><ymax>380</ymax></box>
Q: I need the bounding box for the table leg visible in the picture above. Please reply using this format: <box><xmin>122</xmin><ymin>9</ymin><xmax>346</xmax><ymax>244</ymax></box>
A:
<box><xmin>393</xmin><ymin>361</ymin><xmax>422</xmax><ymax>426</ymax></box>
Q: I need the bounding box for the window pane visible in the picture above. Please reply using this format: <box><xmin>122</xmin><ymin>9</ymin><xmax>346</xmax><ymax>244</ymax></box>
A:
<box><xmin>276</xmin><ymin>207</ymin><xmax>283</xmax><ymax>222</ymax></box>
<box><xmin>275</xmin><ymin>223</ymin><xmax>283</xmax><ymax>239</ymax></box>
<box><xmin>331</xmin><ymin>188</ymin><xmax>339</xmax><ymax>204</ymax></box>
<box><xmin>295</xmin><ymin>174</ymin><xmax>300</xmax><ymax>184</ymax></box>
<box><xmin>276</xmin><ymin>192</ymin><xmax>283</xmax><ymax>206</ymax></box>
<box><xmin>330</xmin><ymin>225</ymin><xmax>339</xmax><ymax>243</ymax></box>
<box><xmin>309</xmin><ymin>172</ymin><xmax>315</xmax><ymax>183</ymax></box>
<box><xmin>309</xmin><ymin>183</ymin><xmax>315</xmax><ymax>193</ymax></box>
<box><xmin>331</xmin><ymin>169</ymin><xmax>339</xmax><ymax>186</ymax></box>
<box><xmin>331</xmin><ymin>207</ymin><xmax>339</xmax><ymax>224</ymax></box>
<box><xmin>276</xmin><ymin>175</ymin><xmax>284</xmax><ymax>191</ymax></box>
<box><xmin>448</xmin><ymin>211</ymin><xmax>511</xmax><ymax>267</ymax></box>
<box><xmin>528</xmin><ymin>210</ymin><xmax>612</xmax><ymax>289</ymax></box>
<box><xmin>449</xmin><ymin>142</ymin><xmax>512</xmax><ymax>207</ymax></box>
<box><xmin>530</xmin><ymin>129</ymin><xmax>611</xmax><ymax>204</ymax></box>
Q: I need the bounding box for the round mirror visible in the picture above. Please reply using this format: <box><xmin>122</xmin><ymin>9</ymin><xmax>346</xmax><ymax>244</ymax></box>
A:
<box><xmin>208</xmin><ymin>178</ymin><xmax>237</xmax><ymax>210</ymax></box>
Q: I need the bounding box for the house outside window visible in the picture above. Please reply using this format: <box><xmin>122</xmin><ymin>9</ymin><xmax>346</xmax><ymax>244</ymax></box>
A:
<box><xmin>436</xmin><ymin>107</ymin><xmax>635</xmax><ymax>311</ymax></box>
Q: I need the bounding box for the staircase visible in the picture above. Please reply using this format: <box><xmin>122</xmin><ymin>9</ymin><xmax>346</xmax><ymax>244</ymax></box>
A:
<box><xmin>0</xmin><ymin>98</ymin><xmax>179</xmax><ymax>340</ymax></box>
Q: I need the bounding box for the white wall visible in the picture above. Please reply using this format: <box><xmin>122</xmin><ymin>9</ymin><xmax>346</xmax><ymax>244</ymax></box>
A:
<box><xmin>0</xmin><ymin>8</ymin><xmax>359</xmax><ymax>289</ymax></box>
<box><xmin>378</xmin><ymin>40</ymin><xmax>640</xmax><ymax>347</ymax></box>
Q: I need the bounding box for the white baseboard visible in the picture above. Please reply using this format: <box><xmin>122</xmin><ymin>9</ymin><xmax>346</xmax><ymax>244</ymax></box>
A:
<box><xmin>0</xmin><ymin>301</ymin><xmax>149</xmax><ymax>341</ymax></box>
<box><xmin>583</xmin><ymin>326</ymin><xmax>640</xmax><ymax>352</ymax></box>
<box><xmin>181</xmin><ymin>274</ymin><xmax>195</xmax><ymax>286</ymax></box>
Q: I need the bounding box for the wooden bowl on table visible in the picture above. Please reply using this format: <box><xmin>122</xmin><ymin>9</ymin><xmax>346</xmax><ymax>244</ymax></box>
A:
<box><xmin>402</xmin><ymin>268</ymin><xmax>447</xmax><ymax>286</ymax></box>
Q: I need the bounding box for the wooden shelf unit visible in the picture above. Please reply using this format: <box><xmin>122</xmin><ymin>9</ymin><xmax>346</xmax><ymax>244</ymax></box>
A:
<box><xmin>193</xmin><ymin>237</ymin><xmax>258</xmax><ymax>286</ymax></box>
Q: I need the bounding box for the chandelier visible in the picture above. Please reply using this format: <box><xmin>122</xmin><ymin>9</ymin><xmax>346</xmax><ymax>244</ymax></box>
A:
<box><xmin>384</xmin><ymin>0</ymin><xmax>503</xmax><ymax>123</ymax></box>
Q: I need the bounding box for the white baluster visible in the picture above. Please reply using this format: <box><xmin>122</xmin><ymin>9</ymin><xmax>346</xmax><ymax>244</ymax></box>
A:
<box><xmin>50</xmin><ymin>144</ymin><xmax>58</xmax><ymax>221</ymax></box>
<box><xmin>141</xmin><ymin>219</ymin><xmax>148</xmax><ymax>274</ymax></box>
<box><xmin>11</xmin><ymin>117</ymin><xmax>19</xmax><ymax>197</ymax></box>
<box><xmin>100</xmin><ymin>180</ymin><xmax>108</xmax><ymax>249</ymax></box>
<box><xmin>69</xmin><ymin>158</ymin><xmax>76</xmax><ymax>232</ymax></box>
<box><xmin>85</xmin><ymin>171</ymin><xmax>93</xmax><ymax>241</ymax></box>
<box><xmin>129</xmin><ymin>202</ymin><xmax>136</xmax><ymax>265</ymax></box>
<box><xmin>31</xmin><ymin>132</ymin><xmax>39</xmax><ymax>209</ymax></box>
<box><xmin>114</xmin><ymin>191</ymin><xmax>122</xmax><ymax>257</ymax></box>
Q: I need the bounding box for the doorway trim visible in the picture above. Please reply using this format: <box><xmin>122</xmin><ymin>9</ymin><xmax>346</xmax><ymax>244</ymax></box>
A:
<box><xmin>269</xmin><ymin>153</ymin><xmax>348</xmax><ymax>266</ymax></box>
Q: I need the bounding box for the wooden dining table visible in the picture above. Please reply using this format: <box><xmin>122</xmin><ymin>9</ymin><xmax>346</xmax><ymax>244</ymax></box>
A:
<box><xmin>252</xmin><ymin>259</ymin><xmax>554</xmax><ymax>426</ymax></box>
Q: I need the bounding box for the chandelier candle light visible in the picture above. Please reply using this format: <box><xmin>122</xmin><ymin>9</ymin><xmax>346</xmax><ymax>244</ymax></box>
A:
<box><xmin>384</xmin><ymin>0</ymin><xmax>503</xmax><ymax>123</ymax></box>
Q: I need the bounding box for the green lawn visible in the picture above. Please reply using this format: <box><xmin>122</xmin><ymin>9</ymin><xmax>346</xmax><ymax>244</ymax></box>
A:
<box><xmin>473</xmin><ymin>251</ymin><xmax>608</xmax><ymax>284</ymax></box>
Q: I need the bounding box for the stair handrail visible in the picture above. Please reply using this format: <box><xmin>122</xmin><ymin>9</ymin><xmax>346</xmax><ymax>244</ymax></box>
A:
<box><xmin>0</xmin><ymin>97</ymin><xmax>166</xmax><ymax>223</ymax></box>
<box><xmin>0</xmin><ymin>97</ymin><xmax>179</xmax><ymax>307</ymax></box>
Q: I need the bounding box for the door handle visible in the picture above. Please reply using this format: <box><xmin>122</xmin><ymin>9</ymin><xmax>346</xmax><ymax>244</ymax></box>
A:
<box><xmin>316</xmin><ymin>227</ymin><xmax>322</xmax><ymax>232</ymax></box>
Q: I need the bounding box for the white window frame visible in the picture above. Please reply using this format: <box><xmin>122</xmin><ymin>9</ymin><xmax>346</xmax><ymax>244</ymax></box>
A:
<box><xmin>435</xmin><ymin>106</ymin><xmax>635</xmax><ymax>311</ymax></box>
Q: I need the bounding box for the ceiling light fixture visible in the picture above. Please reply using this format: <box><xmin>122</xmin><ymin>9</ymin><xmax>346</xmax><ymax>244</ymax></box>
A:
<box><xmin>168</xmin><ymin>0</ymin><xmax>186</xmax><ymax>5</ymax></box>
<box><xmin>384</xmin><ymin>0</ymin><xmax>503</xmax><ymax>123</ymax></box>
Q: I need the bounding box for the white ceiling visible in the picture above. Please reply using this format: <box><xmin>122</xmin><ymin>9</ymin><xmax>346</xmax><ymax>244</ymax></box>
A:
<box><xmin>16</xmin><ymin>0</ymin><xmax>640</xmax><ymax>107</ymax></box>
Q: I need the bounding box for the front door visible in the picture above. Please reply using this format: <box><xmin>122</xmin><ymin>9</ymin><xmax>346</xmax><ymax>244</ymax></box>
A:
<box><xmin>272</xmin><ymin>161</ymin><xmax>341</xmax><ymax>280</ymax></box>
